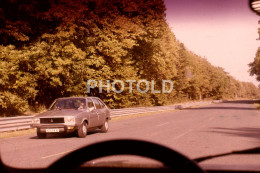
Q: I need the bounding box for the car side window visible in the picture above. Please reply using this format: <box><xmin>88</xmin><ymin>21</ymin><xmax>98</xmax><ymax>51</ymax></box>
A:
<box><xmin>87</xmin><ymin>98</ymin><xmax>95</xmax><ymax>112</ymax></box>
<box><xmin>98</xmin><ymin>100</ymin><xmax>105</xmax><ymax>109</ymax></box>
<box><xmin>93</xmin><ymin>98</ymin><xmax>101</xmax><ymax>109</ymax></box>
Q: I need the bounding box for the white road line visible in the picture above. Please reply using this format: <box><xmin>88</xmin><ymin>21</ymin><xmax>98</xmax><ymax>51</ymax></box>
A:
<box><xmin>173</xmin><ymin>116</ymin><xmax>216</xmax><ymax>140</ymax></box>
<box><xmin>157</xmin><ymin>122</ymin><xmax>169</xmax><ymax>127</ymax></box>
<box><xmin>41</xmin><ymin>150</ymin><xmax>73</xmax><ymax>159</ymax></box>
<box><xmin>173</xmin><ymin>129</ymin><xmax>194</xmax><ymax>140</ymax></box>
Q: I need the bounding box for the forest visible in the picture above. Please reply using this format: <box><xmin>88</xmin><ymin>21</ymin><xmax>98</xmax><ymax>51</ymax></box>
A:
<box><xmin>0</xmin><ymin>0</ymin><xmax>259</xmax><ymax>116</ymax></box>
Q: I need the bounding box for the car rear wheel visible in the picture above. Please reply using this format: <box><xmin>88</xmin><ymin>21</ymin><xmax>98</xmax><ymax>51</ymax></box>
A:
<box><xmin>37</xmin><ymin>131</ymin><xmax>47</xmax><ymax>139</ymax></box>
<box><xmin>100</xmin><ymin>120</ymin><xmax>109</xmax><ymax>133</ymax></box>
<box><xmin>77</xmin><ymin>122</ymin><xmax>87</xmax><ymax>138</ymax></box>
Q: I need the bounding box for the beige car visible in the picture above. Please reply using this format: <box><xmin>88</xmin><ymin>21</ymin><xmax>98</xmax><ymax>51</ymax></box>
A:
<box><xmin>31</xmin><ymin>97</ymin><xmax>111</xmax><ymax>138</ymax></box>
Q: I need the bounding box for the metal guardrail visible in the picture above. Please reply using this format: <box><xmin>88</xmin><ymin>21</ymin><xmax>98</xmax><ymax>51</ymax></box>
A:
<box><xmin>0</xmin><ymin>100</ymin><xmax>220</xmax><ymax>133</ymax></box>
<box><xmin>0</xmin><ymin>116</ymin><xmax>34</xmax><ymax>132</ymax></box>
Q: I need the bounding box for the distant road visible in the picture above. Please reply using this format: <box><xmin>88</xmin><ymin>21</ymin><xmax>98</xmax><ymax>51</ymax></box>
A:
<box><xmin>1</xmin><ymin>100</ymin><xmax>260</xmax><ymax>169</ymax></box>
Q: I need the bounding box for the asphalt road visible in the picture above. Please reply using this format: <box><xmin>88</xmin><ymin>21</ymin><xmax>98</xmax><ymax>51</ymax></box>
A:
<box><xmin>1</xmin><ymin>100</ymin><xmax>260</xmax><ymax>169</ymax></box>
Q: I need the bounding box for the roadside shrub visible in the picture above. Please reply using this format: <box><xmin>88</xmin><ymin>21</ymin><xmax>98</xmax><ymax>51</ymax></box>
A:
<box><xmin>0</xmin><ymin>92</ymin><xmax>29</xmax><ymax>117</ymax></box>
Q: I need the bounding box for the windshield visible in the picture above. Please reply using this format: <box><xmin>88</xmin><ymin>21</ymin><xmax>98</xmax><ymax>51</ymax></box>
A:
<box><xmin>0</xmin><ymin>0</ymin><xmax>260</xmax><ymax>171</ymax></box>
<box><xmin>49</xmin><ymin>98</ymin><xmax>86</xmax><ymax>110</ymax></box>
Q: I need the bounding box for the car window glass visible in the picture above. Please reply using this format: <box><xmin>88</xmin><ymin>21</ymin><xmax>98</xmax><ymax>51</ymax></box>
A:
<box><xmin>77</xmin><ymin>99</ymin><xmax>86</xmax><ymax>109</ymax></box>
<box><xmin>50</xmin><ymin>98</ymin><xmax>86</xmax><ymax>110</ymax></box>
<box><xmin>87</xmin><ymin>99</ymin><xmax>95</xmax><ymax>111</ymax></box>
<box><xmin>93</xmin><ymin>98</ymin><xmax>101</xmax><ymax>109</ymax></box>
<box><xmin>98</xmin><ymin>100</ymin><xmax>105</xmax><ymax>109</ymax></box>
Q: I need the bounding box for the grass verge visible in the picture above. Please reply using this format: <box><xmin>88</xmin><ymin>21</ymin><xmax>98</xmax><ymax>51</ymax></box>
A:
<box><xmin>111</xmin><ymin>109</ymin><xmax>178</xmax><ymax>121</ymax></box>
<box><xmin>0</xmin><ymin>128</ymin><xmax>36</xmax><ymax>139</ymax></box>
<box><xmin>254</xmin><ymin>102</ymin><xmax>260</xmax><ymax>111</ymax></box>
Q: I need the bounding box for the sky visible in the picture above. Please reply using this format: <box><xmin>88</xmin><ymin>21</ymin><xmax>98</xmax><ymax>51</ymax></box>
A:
<box><xmin>164</xmin><ymin>0</ymin><xmax>260</xmax><ymax>86</ymax></box>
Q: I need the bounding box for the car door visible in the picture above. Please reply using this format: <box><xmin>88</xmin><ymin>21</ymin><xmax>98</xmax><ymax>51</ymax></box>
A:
<box><xmin>87</xmin><ymin>98</ymin><xmax>99</xmax><ymax>128</ymax></box>
<box><xmin>92</xmin><ymin>98</ymin><xmax>103</xmax><ymax>126</ymax></box>
<box><xmin>97</xmin><ymin>99</ymin><xmax>108</xmax><ymax>123</ymax></box>
<box><xmin>77</xmin><ymin>98</ymin><xmax>88</xmax><ymax>121</ymax></box>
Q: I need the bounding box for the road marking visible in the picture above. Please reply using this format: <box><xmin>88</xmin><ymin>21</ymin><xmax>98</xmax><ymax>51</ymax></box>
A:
<box><xmin>41</xmin><ymin>150</ymin><xmax>73</xmax><ymax>159</ymax></box>
<box><xmin>173</xmin><ymin>129</ymin><xmax>193</xmax><ymax>140</ymax></box>
<box><xmin>173</xmin><ymin>116</ymin><xmax>215</xmax><ymax>140</ymax></box>
<box><xmin>157</xmin><ymin>122</ymin><xmax>169</xmax><ymax>127</ymax></box>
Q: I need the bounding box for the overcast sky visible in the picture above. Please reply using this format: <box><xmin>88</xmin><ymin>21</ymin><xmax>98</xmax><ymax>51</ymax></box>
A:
<box><xmin>164</xmin><ymin>0</ymin><xmax>260</xmax><ymax>86</ymax></box>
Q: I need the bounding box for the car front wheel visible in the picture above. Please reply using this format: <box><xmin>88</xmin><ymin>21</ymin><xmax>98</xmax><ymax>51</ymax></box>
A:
<box><xmin>77</xmin><ymin>122</ymin><xmax>87</xmax><ymax>138</ymax></box>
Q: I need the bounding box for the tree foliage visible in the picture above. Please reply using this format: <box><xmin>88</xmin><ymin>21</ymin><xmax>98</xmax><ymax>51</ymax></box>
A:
<box><xmin>249</xmin><ymin>26</ymin><xmax>260</xmax><ymax>84</ymax></box>
<box><xmin>249</xmin><ymin>47</ymin><xmax>260</xmax><ymax>81</ymax></box>
<box><xmin>0</xmin><ymin>0</ymin><xmax>259</xmax><ymax>116</ymax></box>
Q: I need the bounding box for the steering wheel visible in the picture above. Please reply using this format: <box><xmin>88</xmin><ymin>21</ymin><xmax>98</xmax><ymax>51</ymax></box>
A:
<box><xmin>47</xmin><ymin>139</ymin><xmax>205</xmax><ymax>173</ymax></box>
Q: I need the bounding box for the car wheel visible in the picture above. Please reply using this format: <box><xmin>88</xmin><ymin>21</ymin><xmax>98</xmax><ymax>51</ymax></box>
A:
<box><xmin>100</xmin><ymin>120</ymin><xmax>109</xmax><ymax>133</ymax></box>
<box><xmin>77</xmin><ymin>122</ymin><xmax>87</xmax><ymax>138</ymax></box>
<box><xmin>37</xmin><ymin>131</ymin><xmax>47</xmax><ymax>139</ymax></box>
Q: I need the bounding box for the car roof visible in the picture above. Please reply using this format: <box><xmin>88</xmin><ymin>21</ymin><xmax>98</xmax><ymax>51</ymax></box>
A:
<box><xmin>57</xmin><ymin>97</ymin><xmax>100</xmax><ymax>100</ymax></box>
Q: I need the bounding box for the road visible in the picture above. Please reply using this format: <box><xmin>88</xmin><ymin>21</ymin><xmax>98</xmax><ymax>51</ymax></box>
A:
<box><xmin>1</xmin><ymin>100</ymin><xmax>260</xmax><ymax>169</ymax></box>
